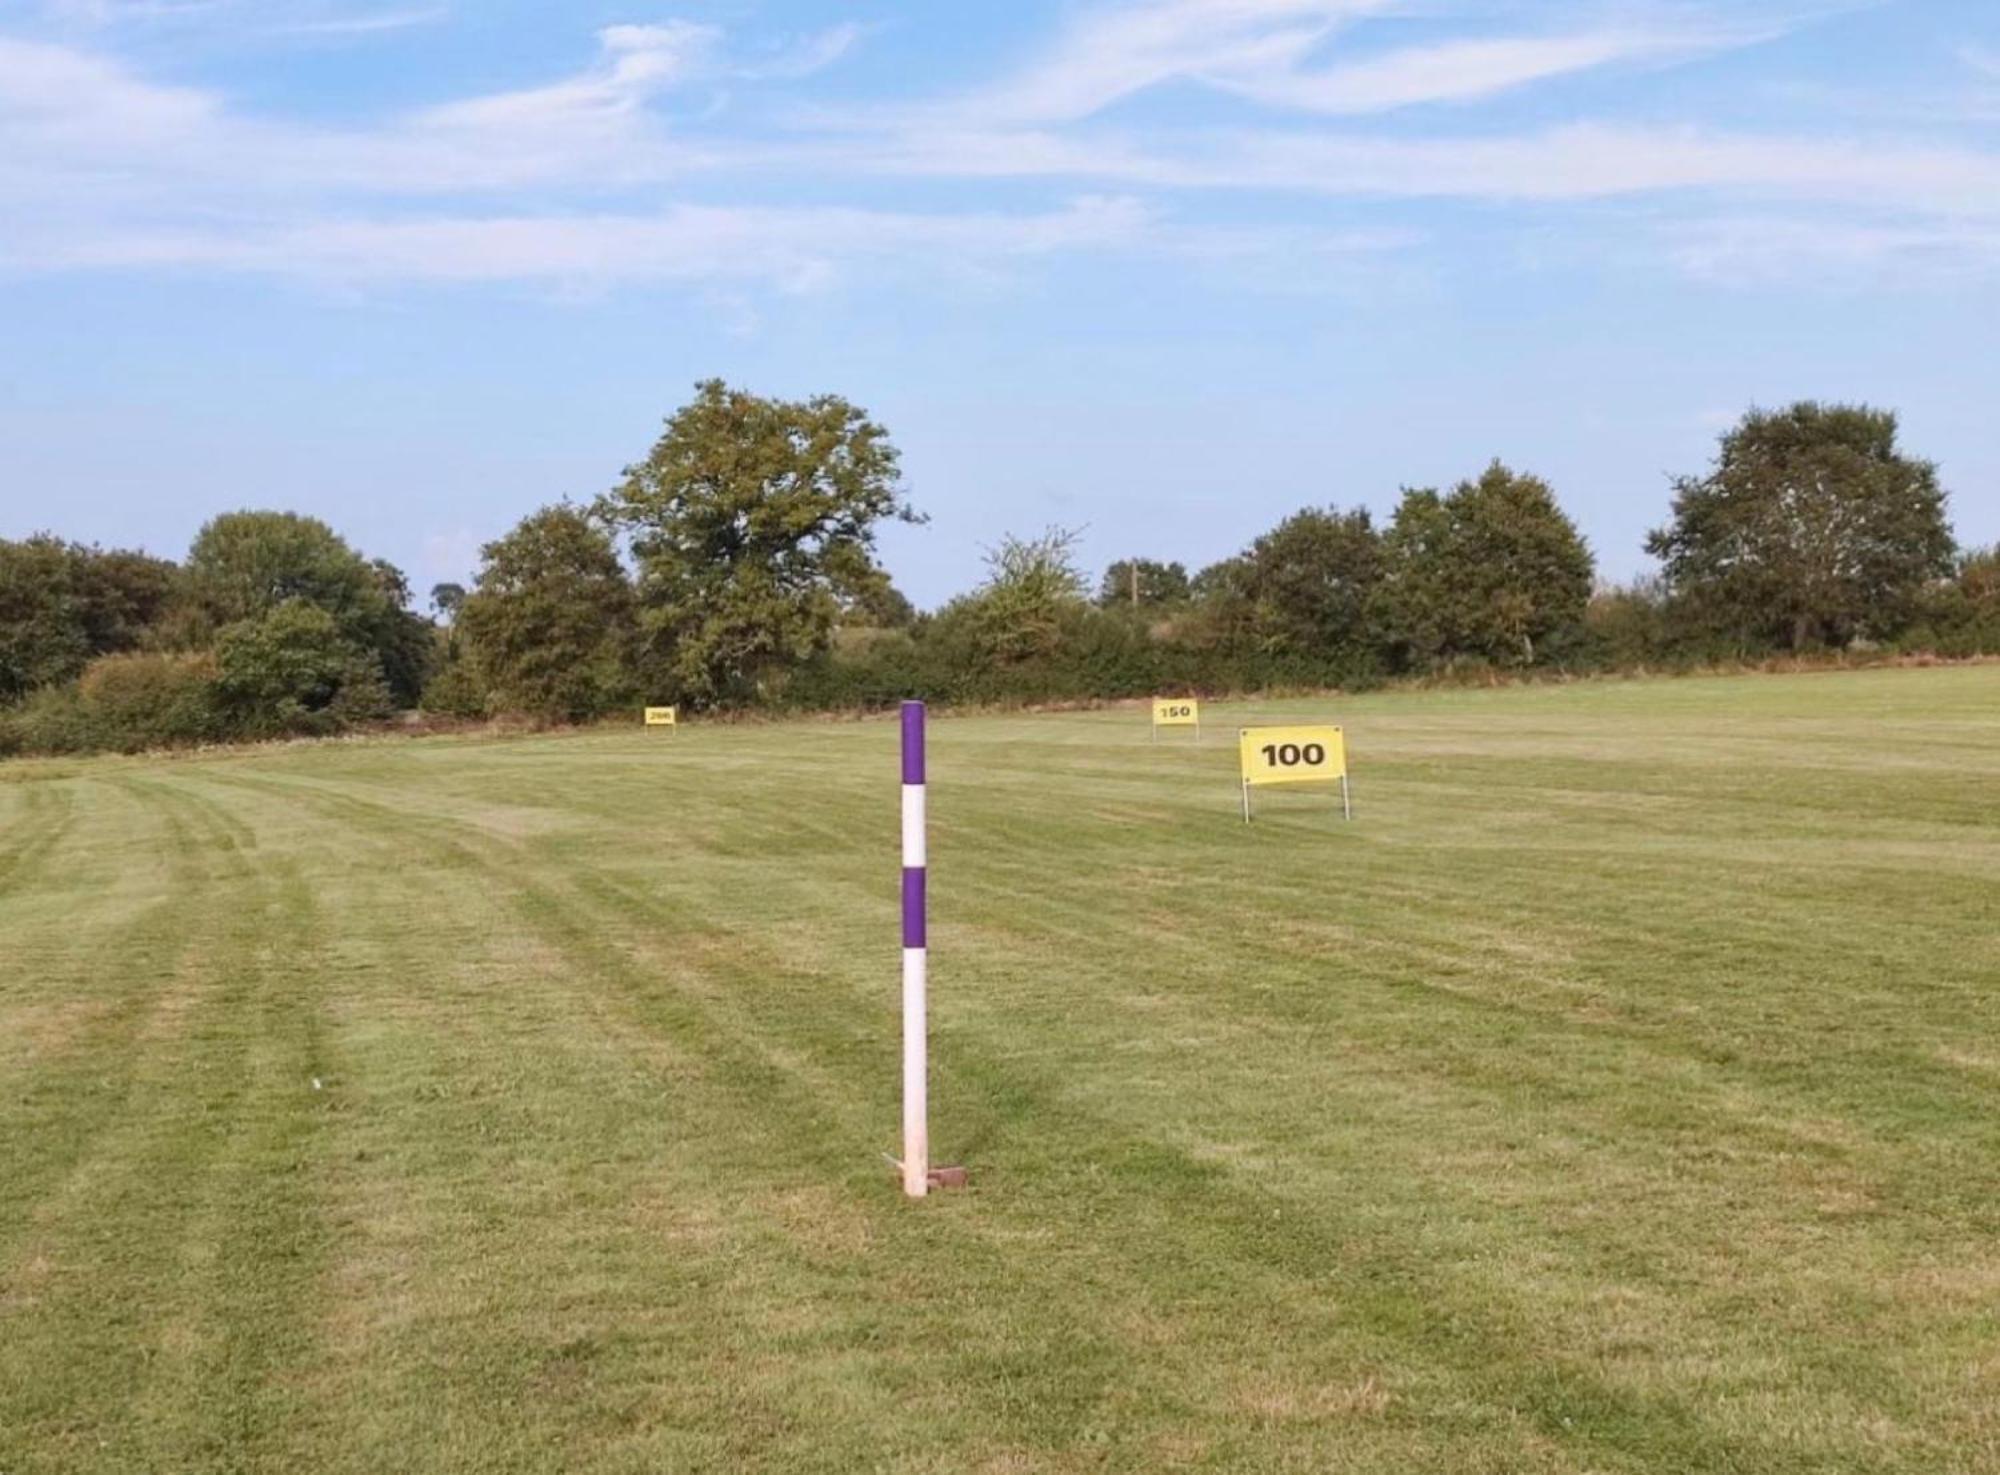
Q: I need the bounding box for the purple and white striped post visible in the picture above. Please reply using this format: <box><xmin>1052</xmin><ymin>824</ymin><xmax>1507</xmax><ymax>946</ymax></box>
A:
<box><xmin>900</xmin><ymin>700</ymin><xmax>929</xmax><ymax>1198</ymax></box>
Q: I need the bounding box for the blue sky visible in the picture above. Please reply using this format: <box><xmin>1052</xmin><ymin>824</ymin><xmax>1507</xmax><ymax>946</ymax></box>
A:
<box><xmin>2</xmin><ymin>0</ymin><xmax>1996</xmax><ymax>608</ymax></box>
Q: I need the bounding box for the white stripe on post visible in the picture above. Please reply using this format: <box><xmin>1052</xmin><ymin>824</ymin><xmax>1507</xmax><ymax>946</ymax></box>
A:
<box><xmin>901</xmin><ymin>947</ymin><xmax>928</xmax><ymax>1197</ymax></box>
<box><xmin>901</xmin><ymin>786</ymin><xmax>926</xmax><ymax>868</ymax></box>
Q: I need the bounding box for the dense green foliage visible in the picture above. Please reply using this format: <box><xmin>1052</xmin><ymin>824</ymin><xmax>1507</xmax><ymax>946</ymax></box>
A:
<box><xmin>602</xmin><ymin>379</ymin><xmax>919</xmax><ymax>705</ymax></box>
<box><xmin>0</xmin><ymin>536</ymin><xmax>178</xmax><ymax>701</ymax></box>
<box><xmin>213</xmin><ymin>599</ymin><xmax>393</xmax><ymax>736</ymax></box>
<box><xmin>455</xmin><ymin>505</ymin><xmax>637</xmax><ymax>723</ymax></box>
<box><xmin>3</xmin><ymin>393</ymin><xmax>1994</xmax><ymax>756</ymax></box>
<box><xmin>1381</xmin><ymin>464</ymin><xmax>1595</xmax><ymax>668</ymax></box>
<box><xmin>1</xmin><ymin>515</ymin><xmax>421</xmax><ymax>754</ymax></box>
<box><xmin>1647</xmin><ymin>403</ymin><xmax>1955</xmax><ymax>651</ymax></box>
<box><xmin>185</xmin><ymin>512</ymin><xmax>432</xmax><ymax>704</ymax></box>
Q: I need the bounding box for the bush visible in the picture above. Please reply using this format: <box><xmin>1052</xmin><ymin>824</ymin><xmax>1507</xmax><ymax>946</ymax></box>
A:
<box><xmin>419</xmin><ymin>659</ymin><xmax>492</xmax><ymax>719</ymax></box>
<box><xmin>0</xmin><ymin>651</ymin><xmax>221</xmax><ymax>756</ymax></box>
<box><xmin>1578</xmin><ymin>579</ymin><xmax>1671</xmax><ymax>669</ymax></box>
<box><xmin>0</xmin><ymin>686</ymin><xmax>94</xmax><ymax>756</ymax></box>
<box><xmin>215</xmin><ymin>599</ymin><xmax>391</xmax><ymax>736</ymax></box>
<box><xmin>76</xmin><ymin>651</ymin><xmax>222</xmax><ymax>751</ymax></box>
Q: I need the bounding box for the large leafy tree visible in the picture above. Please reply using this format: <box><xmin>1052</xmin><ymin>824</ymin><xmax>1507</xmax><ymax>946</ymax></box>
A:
<box><xmin>1647</xmin><ymin>403</ymin><xmax>1955</xmax><ymax>650</ymax></box>
<box><xmin>1242</xmin><ymin>508</ymin><xmax>1384</xmax><ymax>661</ymax></box>
<box><xmin>457</xmin><ymin>504</ymin><xmax>638</xmax><ymax>722</ymax></box>
<box><xmin>0</xmin><ymin>536</ymin><xmax>179</xmax><ymax>701</ymax></box>
<box><xmin>602</xmin><ymin>380</ymin><xmax>920</xmax><ymax>703</ymax></box>
<box><xmin>184</xmin><ymin>512</ymin><xmax>432</xmax><ymax>703</ymax></box>
<box><xmin>214</xmin><ymin>599</ymin><xmax>390</xmax><ymax>734</ymax></box>
<box><xmin>1381</xmin><ymin>464</ymin><xmax>1593</xmax><ymax>668</ymax></box>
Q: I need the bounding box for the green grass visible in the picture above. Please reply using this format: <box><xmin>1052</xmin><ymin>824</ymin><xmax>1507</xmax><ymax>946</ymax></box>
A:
<box><xmin>4</xmin><ymin>666</ymin><xmax>1999</xmax><ymax>1473</ymax></box>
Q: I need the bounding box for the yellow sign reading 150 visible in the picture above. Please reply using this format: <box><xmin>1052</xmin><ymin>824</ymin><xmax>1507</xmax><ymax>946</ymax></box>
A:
<box><xmin>1152</xmin><ymin>698</ymin><xmax>1199</xmax><ymax>728</ymax></box>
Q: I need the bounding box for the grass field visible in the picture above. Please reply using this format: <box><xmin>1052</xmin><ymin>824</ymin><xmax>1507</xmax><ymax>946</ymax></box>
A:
<box><xmin>3</xmin><ymin>667</ymin><xmax>1998</xmax><ymax>1473</ymax></box>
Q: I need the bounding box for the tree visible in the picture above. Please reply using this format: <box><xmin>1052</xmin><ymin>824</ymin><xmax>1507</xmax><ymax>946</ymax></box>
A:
<box><xmin>0</xmin><ymin>536</ymin><xmax>179</xmax><ymax>701</ymax></box>
<box><xmin>1909</xmin><ymin>546</ymin><xmax>2000</xmax><ymax>657</ymax></box>
<box><xmin>74</xmin><ymin>548</ymin><xmax>179</xmax><ymax>655</ymax></box>
<box><xmin>1381</xmin><ymin>464</ymin><xmax>1593</xmax><ymax>668</ymax></box>
<box><xmin>361</xmin><ymin>560</ymin><xmax>436</xmax><ymax>705</ymax></box>
<box><xmin>214</xmin><ymin>600</ymin><xmax>391</xmax><ymax>734</ymax></box>
<box><xmin>184</xmin><ymin>512</ymin><xmax>431</xmax><ymax>704</ymax></box>
<box><xmin>841</xmin><ymin>580</ymin><xmax>916</xmax><ymax>629</ymax></box>
<box><xmin>1243</xmin><ymin>508</ymin><xmax>1384</xmax><ymax>661</ymax></box>
<box><xmin>602</xmin><ymin>380</ymin><xmax>921</xmax><ymax>703</ymax></box>
<box><xmin>1097</xmin><ymin>559</ymin><xmax>1191</xmax><ymax>609</ymax></box>
<box><xmin>0</xmin><ymin>537</ymin><xmax>91</xmax><ymax>701</ymax></box>
<box><xmin>457</xmin><ymin>505</ymin><xmax>637</xmax><ymax>722</ymax></box>
<box><xmin>1376</xmin><ymin>488</ymin><xmax>1457</xmax><ymax>669</ymax></box>
<box><xmin>430</xmin><ymin>582</ymin><xmax>468</xmax><ymax>622</ymax></box>
<box><xmin>940</xmin><ymin>527</ymin><xmax>1091</xmax><ymax>665</ymax></box>
<box><xmin>1646</xmin><ymin>403</ymin><xmax>1955</xmax><ymax>650</ymax></box>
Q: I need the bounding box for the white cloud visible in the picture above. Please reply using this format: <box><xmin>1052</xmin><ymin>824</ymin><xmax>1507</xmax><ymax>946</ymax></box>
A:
<box><xmin>1221</xmin><ymin>27</ymin><xmax>1763</xmax><ymax>114</ymax></box>
<box><xmin>270</xmin><ymin>9</ymin><xmax>445</xmax><ymax>38</ymax></box>
<box><xmin>844</xmin><ymin>121</ymin><xmax>2000</xmax><ymax>220</ymax></box>
<box><xmin>10</xmin><ymin>197</ymin><xmax>1161</xmax><ymax>289</ymax></box>
<box><xmin>416</xmin><ymin>23</ymin><xmax>717</xmax><ymax>133</ymax></box>
<box><xmin>954</xmin><ymin>0</ymin><xmax>1387</xmax><ymax>125</ymax></box>
<box><xmin>1669</xmin><ymin>214</ymin><xmax>2000</xmax><ymax>286</ymax></box>
<box><xmin>884</xmin><ymin>0</ymin><xmax>1791</xmax><ymax>126</ymax></box>
<box><xmin>0</xmin><ymin>33</ymin><xmax>213</xmax><ymax>137</ymax></box>
<box><xmin>740</xmin><ymin>22</ymin><xmax>864</xmax><ymax>82</ymax></box>
<box><xmin>2</xmin><ymin>3</ymin><xmax>1998</xmax><ymax>296</ymax></box>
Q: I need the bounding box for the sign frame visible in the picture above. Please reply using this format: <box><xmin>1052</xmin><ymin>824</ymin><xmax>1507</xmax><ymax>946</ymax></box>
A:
<box><xmin>1237</xmin><ymin>724</ymin><xmax>1352</xmax><ymax>823</ymax></box>
<box><xmin>643</xmin><ymin>706</ymin><xmax>679</xmax><ymax>731</ymax></box>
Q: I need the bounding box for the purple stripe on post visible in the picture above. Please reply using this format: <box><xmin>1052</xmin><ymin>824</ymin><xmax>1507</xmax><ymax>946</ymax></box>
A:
<box><xmin>902</xmin><ymin>867</ymin><xmax>927</xmax><ymax>948</ymax></box>
<box><xmin>901</xmin><ymin>700</ymin><xmax>926</xmax><ymax>785</ymax></box>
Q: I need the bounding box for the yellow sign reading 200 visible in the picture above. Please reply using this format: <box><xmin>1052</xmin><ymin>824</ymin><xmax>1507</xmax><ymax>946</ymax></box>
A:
<box><xmin>1152</xmin><ymin>698</ymin><xmax>1199</xmax><ymax>728</ymax></box>
<box><xmin>644</xmin><ymin>706</ymin><xmax>679</xmax><ymax>728</ymax></box>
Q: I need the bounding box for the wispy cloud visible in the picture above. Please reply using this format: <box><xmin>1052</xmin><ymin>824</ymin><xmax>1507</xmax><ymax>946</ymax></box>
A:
<box><xmin>837</xmin><ymin>121</ymin><xmax>2000</xmax><ymax>219</ymax></box>
<box><xmin>1220</xmin><ymin>25</ymin><xmax>1772</xmax><ymax>114</ymax></box>
<box><xmin>1669</xmin><ymin>214</ymin><xmax>2000</xmax><ymax>285</ymax></box>
<box><xmin>883</xmin><ymin>0</ymin><xmax>1795</xmax><ymax>126</ymax></box>
<box><xmin>269</xmin><ymin>8</ymin><xmax>444</xmax><ymax>38</ymax></box>
<box><xmin>412</xmin><ymin>22</ymin><xmax>717</xmax><ymax>135</ymax></box>
<box><xmin>10</xmin><ymin>197</ymin><xmax>1161</xmax><ymax>289</ymax></box>
<box><xmin>934</xmin><ymin>0</ymin><xmax>1389</xmax><ymax>126</ymax></box>
<box><xmin>2</xmin><ymin>0</ymin><xmax>1996</xmax><ymax>296</ymax></box>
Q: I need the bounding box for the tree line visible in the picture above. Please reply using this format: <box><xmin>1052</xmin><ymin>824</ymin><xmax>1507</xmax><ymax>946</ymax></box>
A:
<box><xmin>3</xmin><ymin>383</ymin><xmax>1994</xmax><ymax>756</ymax></box>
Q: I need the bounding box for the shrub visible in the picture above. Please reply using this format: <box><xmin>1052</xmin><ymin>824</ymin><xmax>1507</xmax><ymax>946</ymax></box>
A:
<box><xmin>419</xmin><ymin>659</ymin><xmax>492</xmax><ymax>719</ymax></box>
<box><xmin>215</xmin><ymin>599</ymin><xmax>391</xmax><ymax>736</ymax></box>
<box><xmin>0</xmin><ymin>687</ymin><xmax>93</xmax><ymax>755</ymax></box>
<box><xmin>76</xmin><ymin>651</ymin><xmax>222</xmax><ymax>751</ymax></box>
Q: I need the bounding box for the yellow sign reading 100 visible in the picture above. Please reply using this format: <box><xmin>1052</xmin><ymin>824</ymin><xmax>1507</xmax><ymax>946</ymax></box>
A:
<box><xmin>644</xmin><ymin>706</ymin><xmax>679</xmax><ymax>728</ymax></box>
<box><xmin>1237</xmin><ymin>725</ymin><xmax>1351</xmax><ymax>820</ymax></box>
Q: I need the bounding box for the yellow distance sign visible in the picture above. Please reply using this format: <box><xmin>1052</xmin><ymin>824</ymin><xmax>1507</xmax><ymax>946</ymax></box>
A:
<box><xmin>644</xmin><ymin>706</ymin><xmax>679</xmax><ymax>729</ymax></box>
<box><xmin>1151</xmin><ymin>697</ymin><xmax>1200</xmax><ymax>734</ymax></box>
<box><xmin>1237</xmin><ymin>725</ymin><xmax>1351</xmax><ymax>821</ymax></box>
